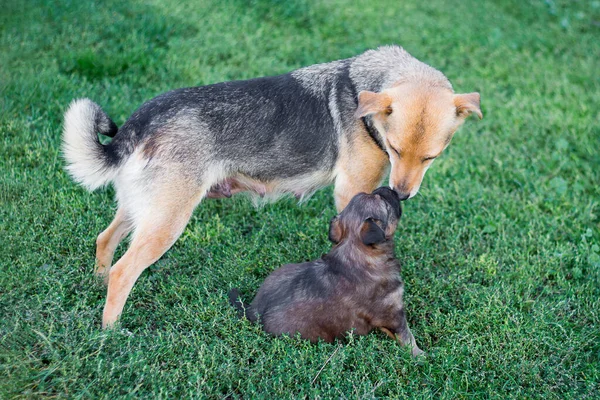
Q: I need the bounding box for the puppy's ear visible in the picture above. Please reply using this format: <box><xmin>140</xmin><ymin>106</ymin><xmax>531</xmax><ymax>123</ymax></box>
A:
<box><xmin>454</xmin><ymin>92</ymin><xmax>482</xmax><ymax>120</ymax></box>
<box><xmin>355</xmin><ymin>91</ymin><xmax>393</xmax><ymax>119</ymax></box>
<box><xmin>360</xmin><ymin>218</ymin><xmax>386</xmax><ymax>246</ymax></box>
<box><xmin>329</xmin><ymin>216</ymin><xmax>343</xmax><ymax>244</ymax></box>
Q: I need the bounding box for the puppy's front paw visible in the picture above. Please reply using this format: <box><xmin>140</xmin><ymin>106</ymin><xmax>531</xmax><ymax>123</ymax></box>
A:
<box><xmin>411</xmin><ymin>346</ymin><xmax>425</xmax><ymax>358</ymax></box>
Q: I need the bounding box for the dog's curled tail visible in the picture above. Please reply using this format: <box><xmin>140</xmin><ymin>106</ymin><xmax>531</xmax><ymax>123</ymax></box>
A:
<box><xmin>62</xmin><ymin>98</ymin><xmax>121</xmax><ymax>191</ymax></box>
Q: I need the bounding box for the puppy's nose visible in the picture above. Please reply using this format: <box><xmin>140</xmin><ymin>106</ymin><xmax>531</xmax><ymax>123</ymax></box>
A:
<box><xmin>373</xmin><ymin>186</ymin><xmax>398</xmax><ymax>201</ymax></box>
<box><xmin>374</xmin><ymin>187</ymin><xmax>402</xmax><ymax>217</ymax></box>
<box><xmin>396</xmin><ymin>191</ymin><xmax>410</xmax><ymax>201</ymax></box>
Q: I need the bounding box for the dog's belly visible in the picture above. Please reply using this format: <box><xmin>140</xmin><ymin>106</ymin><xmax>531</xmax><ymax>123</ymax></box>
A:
<box><xmin>205</xmin><ymin>177</ymin><xmax>266</xmax><ymax>199</ymax></box>
<box><xmin>206</xmin><ymin>169</ymin><xmax>336</xmax><ymax>201</ymax></box>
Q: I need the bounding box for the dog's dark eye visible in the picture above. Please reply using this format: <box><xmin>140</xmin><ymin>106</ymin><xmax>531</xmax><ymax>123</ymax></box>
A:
<box><xmin>390</xmin><ymin>146</ymin><xmax>401</xmax><ymax>158</ymax></box>
<box><xmin>422</xmin><ymin>154</ymin><xmax>440</xmax><ymax>163</ymax></box>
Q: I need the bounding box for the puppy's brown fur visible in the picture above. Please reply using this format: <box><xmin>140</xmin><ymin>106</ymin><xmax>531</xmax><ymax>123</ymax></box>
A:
<box><xmin>229</xmin><ymin>187</ymin><xmax>423</xmax><ymax>356</ymax></box>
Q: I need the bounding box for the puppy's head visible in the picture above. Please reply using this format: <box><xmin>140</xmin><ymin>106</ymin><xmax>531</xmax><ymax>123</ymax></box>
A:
<box><xmin>355</xmin><ymin>83</ymin><xmax>482</xmax><ymax>200</ymax></box>
<box><xmin>329</xmin><ymin>187</ymin><xmax>401</xmax><ymax>247</ymax></box>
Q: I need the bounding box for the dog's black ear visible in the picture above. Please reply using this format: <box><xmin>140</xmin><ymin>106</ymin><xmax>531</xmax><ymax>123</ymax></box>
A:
<box><xmin>360</xmin><ymin>218</ymin><xmax>386</xmax><ymax>246</ymax></box>
<box><xmin>329</xmin><ymin>215</ymin><xmax>343</xmax><ymax>244</ymax></box>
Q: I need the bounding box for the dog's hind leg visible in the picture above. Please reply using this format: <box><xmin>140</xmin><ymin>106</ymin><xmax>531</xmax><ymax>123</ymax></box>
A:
<box><xmin>101</xmin><ymin>187</ymin><xmax>202</xmax><ymax>328</ymax></box>
<box><xmin>95</xmin><ymin>208</ymin><xmax>132</xmax><ymax>280</ymax></box>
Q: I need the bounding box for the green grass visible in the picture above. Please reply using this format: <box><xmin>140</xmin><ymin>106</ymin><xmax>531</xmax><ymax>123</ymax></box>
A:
<box><xmin>1</xmin><ymin>0</ymin><xmax>599</xmax><ymax>397</ymax></box>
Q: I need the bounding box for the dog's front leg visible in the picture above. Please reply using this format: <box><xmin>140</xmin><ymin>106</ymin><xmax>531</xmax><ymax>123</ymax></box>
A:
<box><xmin>391</xmin><ymin>308</ymin><xmax>424</xmax><ymax>357</ymax></box>
<box><xmin>333</xmin><ymin>133</ymin><xmax>389</xmax><ymax>211</ymax></box>
<box><xmin>334</xmin><ymin>168</ymin><xmax>389</xmax><ymax>211</ymax></box>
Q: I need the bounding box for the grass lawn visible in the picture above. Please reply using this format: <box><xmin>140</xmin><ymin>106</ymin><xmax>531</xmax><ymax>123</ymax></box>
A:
<box><xmin>1</xmin><ymin>0</ymin><xmax>599</xmax><ymax>397</ymax></box>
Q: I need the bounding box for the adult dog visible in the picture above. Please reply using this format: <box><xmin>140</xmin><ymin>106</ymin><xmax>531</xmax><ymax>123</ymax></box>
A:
<box><xmin>62</xmin><ymin>45</ymin><xmax>482</xmax><ymax>327</ymax></box>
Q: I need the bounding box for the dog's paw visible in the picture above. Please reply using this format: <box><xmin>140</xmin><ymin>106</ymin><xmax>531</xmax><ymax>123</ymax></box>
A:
<box><xmin>411</xmin><ymin>346</ymin><xmax>426</xmax><ymax>358</ymax></box>
<box><xmin>94</xmin><ymin>262</ymin><xmax>110</xmax><ymax>285</ymax></box>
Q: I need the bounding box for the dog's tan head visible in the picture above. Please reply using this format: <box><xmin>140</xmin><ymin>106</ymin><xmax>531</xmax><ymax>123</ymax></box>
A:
<box><xmin>329</xmin><ymin>187</ymin><xmax>401</xmax><ymax>248</ymax></box>
<box><xmin>355</xmin><ymin>83</ymin><xmax>482</xmax><ymax>200</ymax></box>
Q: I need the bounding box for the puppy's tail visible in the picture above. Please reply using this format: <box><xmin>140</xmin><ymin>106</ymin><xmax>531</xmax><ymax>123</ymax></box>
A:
<box><xmin>62</xmin><ymin>98</ymin><xmax>121</xmax><ymax>191</ymax></box>
<box><xmin>228</xmin><ymin>288</ymin><xmax>251</xmax><ymax>320</ymax></box>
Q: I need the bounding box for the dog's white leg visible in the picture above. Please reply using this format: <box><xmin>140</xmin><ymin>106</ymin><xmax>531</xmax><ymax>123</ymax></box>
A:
<box><xmin>95</xmin><ymin>208</ymin><xmax>132</xmax><ymax>280</ymax></box>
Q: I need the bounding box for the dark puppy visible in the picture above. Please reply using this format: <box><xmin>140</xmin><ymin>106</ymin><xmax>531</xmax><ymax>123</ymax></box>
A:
<box><xmin>229</xmin><ymin>187</ymin><xmax>423</xmax><ymax>356</ymax></box>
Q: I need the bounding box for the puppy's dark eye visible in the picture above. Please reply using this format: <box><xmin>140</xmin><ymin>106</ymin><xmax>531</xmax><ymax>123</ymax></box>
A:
<box><xmin>390</xmin><ymin>146</ymin><xmax>401</xmax><ymax>158</ymax></box>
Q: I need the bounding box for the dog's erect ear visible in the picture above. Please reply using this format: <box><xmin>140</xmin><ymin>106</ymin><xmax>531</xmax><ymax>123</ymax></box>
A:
<box><xmin>454</xmin><ymin>92</ymin><xmax>483</xmax><ymax>120</ymax></box>
<box><xmin>360</xmin><ymin>218</ymin><xmax>386</xmax><ymax>246</ymax></box>
<box><xmin>329</xmin><ymin>216</ymin><xmax>343</xmax><ymax>244</ymax></box>
<box><xmin>355</xmin><ymin>91</ymin><xmax>393</xmax><ymax>119</ymax></box>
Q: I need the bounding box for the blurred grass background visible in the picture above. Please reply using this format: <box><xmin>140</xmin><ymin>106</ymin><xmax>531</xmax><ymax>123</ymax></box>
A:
<box><xmin>1</xmin><ymin>0</ymin><xmax>599</xmax><ymax>397</ymax></box>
